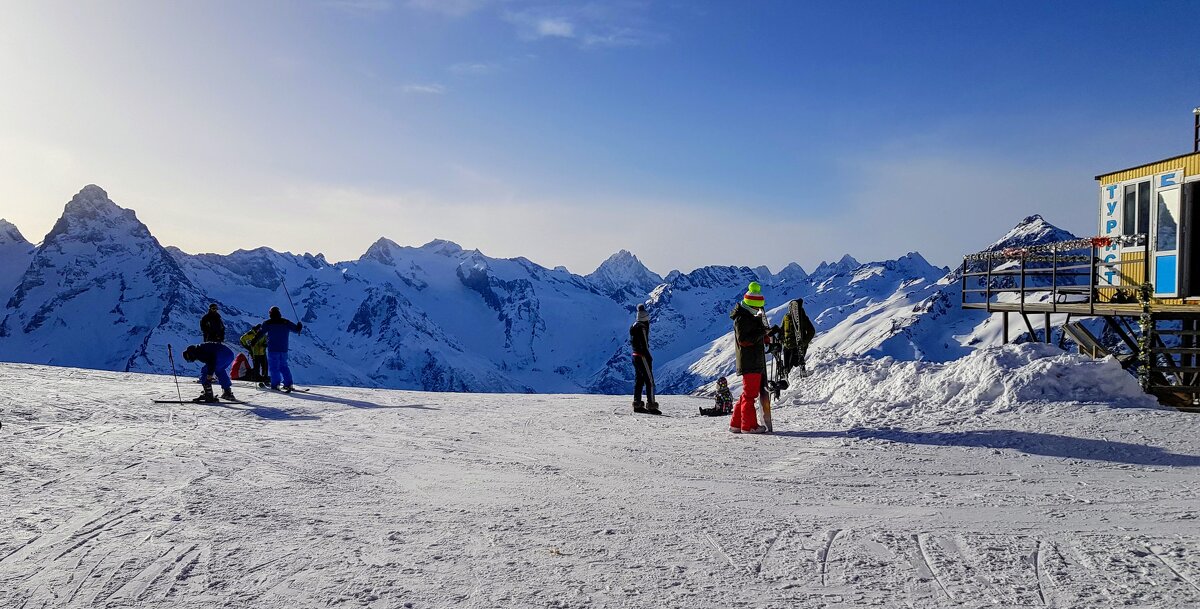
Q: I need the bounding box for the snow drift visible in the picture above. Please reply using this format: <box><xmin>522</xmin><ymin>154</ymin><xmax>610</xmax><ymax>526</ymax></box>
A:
<box><xmin>783</xmin><ymin>343</ymin><xmax>1161</xmax><ymax>428</ymax></box>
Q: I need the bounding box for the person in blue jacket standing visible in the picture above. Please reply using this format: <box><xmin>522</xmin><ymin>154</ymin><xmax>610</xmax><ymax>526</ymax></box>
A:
<box><xmin>259</xmin><ymin>306</ymin><xmax>303</xmax><ymax>392</ymax></box>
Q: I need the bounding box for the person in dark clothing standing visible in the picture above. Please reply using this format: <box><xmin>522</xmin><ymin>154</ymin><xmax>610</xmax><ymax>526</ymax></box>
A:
<box><xmin>201</xmin><ymin>303</ymin><xmax>225</xmax><ymax>343</ymax></box>
<box><xmin>780</xmin><ymin>298</ymin><xmax>816</xmax><ymax>376</ymax></box>
<box><xmin>729</xmin><ymin>282</ymin><xmax>769</xmax><ymax>434</ymax></box>
<box><xmin>630</xmin><ymin>304</ymin><xmax>660</xmax><ymax>415</ymax></box>
<box><xmin>259</xmin><ymin>306</ymin><xmax>302</xmax><ymax>391</ymax></box>
<box><xmin>182</xmin><ymin>342</ymin><xmax>237</xmax><ymax>402</ymax></box>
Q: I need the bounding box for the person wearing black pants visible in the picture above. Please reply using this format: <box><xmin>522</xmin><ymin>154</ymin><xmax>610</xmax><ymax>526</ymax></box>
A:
<box><xmin>630</xmin><ymin>304</ymin><xmax>661</xmax><ymax>415</ymax></box>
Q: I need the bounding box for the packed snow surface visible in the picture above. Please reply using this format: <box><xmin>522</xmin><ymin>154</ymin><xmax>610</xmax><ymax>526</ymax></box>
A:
<box><xmin>4</xmin><ymin>345</ymin><xmax>1199</xmax><ymax>608</ymax></box>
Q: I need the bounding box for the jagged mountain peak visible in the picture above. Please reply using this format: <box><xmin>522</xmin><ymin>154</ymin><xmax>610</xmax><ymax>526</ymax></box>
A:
<box><xmin>810</xmin><ymin>254</ymin><xmax>860</xmax><ymax>280</ymax></box>
<box><xmin>64</xmin><ymin>184</ymin><xmax>120</xmax><ymax>217</ymax></box>
<box><xmin>589</xmin><ymin>250</ymin><xmax>661</xmax><ymax>281</ymax></box>
<box><xmin>0</xmin><ymin>219</ymin><xmax>29</xmax><ymax>246</ymax></box>
<box><xmin>812</xmin><ymin>251</ymin><xmax>944</xmax><ymax>291</ymax></box>
<box><xmin>586</xmin><ymin>250</ymin><xmax>663</xmax><ymax>301</ymax></box>
<box><xmin>871</xmin><ymin>251</ymin><xmax>944</xmax><ymax>277</ymax></box>
<box><xmin>459</xmin><ymin>250</ymin><xmax>490</xmax><ymax>270</ymax></box>
<box><xmin>596</xmin><ymin>249</ymin><xmax>637</xmax><ymax>268</ymax></box>
<box><xmin>986</xmin><ymin>215</ymin><xmax>1077</xmax><ymax>252</ymax></box>
<box><xmin>775</xmin><ymin>262</ymin><xmax>808</xmax><ymax>283</ymax></box>
<box><xmin>42</xmin><ymin>185</ymin><xmax>153</xmax><ymax>246</ymax></box>
<box><xmin>667</xmin><ymin>265</ymin><xmax>759</xmax><ymax>291</ymax></box>
<box><xmin>753</xmin><ymin>265</ymin><xmax>773</xmax><ymax>283</ymax></box>
<box><xmin>362</xmin><ymin>237</ymin><xmax>404</xmax><ymax>265</ymax></box>
<box><xmin>421</xmin><ymin>239</ymin><xmax>464</xmax><ymax>256</ymax></box>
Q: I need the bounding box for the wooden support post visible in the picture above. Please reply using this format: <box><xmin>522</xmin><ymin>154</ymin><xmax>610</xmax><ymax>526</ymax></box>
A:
<box><xmin>1003</xmin><ymin>312</ymin><xmax>1009</xmax><ymax>344</ymax></box>
<box><xmin>1089</xmin><ymin>244</ymin><xmax>1097</xmax><ymax>316</ymax></box>
<box><xmin>1051</xmin><ymin>245</ymin><xmax>1058</xmax><ymax>313</ymax></box>
<box><xmin>1186</xmin><ymin>318</ymin><xmax>1197</xmax><ymax>387</ymax></box>
<box><xmin>1021</xmin><ymin>313</ymin><xmax>1037</xmax><ymax>341</ymax></box>
<box><xmin>1044</xmin><ymin>312</ymin><xmax>1052</xmax><ymax>344</ymax></box>
<box><xmin>1061</xmin><ymin>313</ymin><xmax>1072</xmax><ymax>351</ymax></box>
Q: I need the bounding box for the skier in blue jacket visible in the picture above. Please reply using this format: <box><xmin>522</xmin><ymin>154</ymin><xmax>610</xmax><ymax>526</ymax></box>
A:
<box><xmin>182</xmin><ymin>342</ymin><xmax>236</xmax><ymax>402</ymax></box>
<box><xmin>259</xmin><ymin>306</ymin><xmax>302</xmax><ymax>391</ymax></box>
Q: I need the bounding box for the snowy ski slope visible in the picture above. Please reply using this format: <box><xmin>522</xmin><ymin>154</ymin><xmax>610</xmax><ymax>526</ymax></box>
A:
<box><xmin>3</xmin><ymin>346</ymin><xmax>1200</xmax><ymax>608</ymax></box>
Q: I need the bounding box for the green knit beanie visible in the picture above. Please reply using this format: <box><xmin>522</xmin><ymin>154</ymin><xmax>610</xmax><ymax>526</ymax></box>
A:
<box><xmin>743</xmin><ymin>281</ymin><xmax>764</xmax><ymax>308</ymax></box>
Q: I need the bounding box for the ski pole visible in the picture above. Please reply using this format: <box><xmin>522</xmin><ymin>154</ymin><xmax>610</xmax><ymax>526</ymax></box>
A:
<box><xmin>168</xmin><ymin>344</ymin><xmax>183</xmax><ymax>404</ymax></box>
<box><xmin>280</xmin><ymin>277</ymin><xmax>300</xmax><ymax>323</ymax></box>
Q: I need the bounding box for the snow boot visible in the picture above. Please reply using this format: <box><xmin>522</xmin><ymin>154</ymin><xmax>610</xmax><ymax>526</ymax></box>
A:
<box><xmin>281</xmin><ymin>385</ymin><xmax>294</xmax><ymax>393</ymax></box>
<box><xmin>646</xmin><ymin>402</ymin><xmax>662</xmax><ymax>415</ymax></box>
<box><xmin>220</xmin><ymin>389</ymin><xmax>237</xmax><ymax>402</ymax></box>
<box><xmin>193</xmin><ymin>386</ymin><xmax>218</xmax><ymax>403</ymax></box>
<box><xmin>743</xmin><ymin>425</ymin><xmax>769</xmax><ymax>434</ymax></box>
<box><xmin>728</xmin><ymin>426</ymin><xmax>742</xmax><ymax>434</ymax></box>
<box><xmin>633</xmin><ymin>400</ymin><xmax>647</xmax><ymax>414</ymax></box>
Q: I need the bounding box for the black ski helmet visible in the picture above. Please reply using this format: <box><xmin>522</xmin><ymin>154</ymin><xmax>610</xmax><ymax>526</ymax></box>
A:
<box><xmin>269</xmin><ymin>306</ymin><xmax>282</xmax><ymax>319</ymax></box>
<box><xmin>182</xmin><ymin>345</ymin><xmax>198</xmax><ymax>362</ymax></box>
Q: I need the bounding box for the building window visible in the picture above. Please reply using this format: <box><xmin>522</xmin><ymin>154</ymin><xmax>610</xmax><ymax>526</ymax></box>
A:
<box><xmin>1123</xmin><ymin>180</ymin><xmax>1150</xmax><ymax>236</ymax></box>
<box><xmin>1157</xmin><ymin>188</ymin><xmax>1180</xmax><ymax>252</ymax></box>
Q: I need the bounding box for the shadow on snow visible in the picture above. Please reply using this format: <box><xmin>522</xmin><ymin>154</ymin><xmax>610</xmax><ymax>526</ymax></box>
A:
<box><xmin>280</xmin><ymin>390</ymin><xmax>439</xmax><ymax>411</ymax></box>
<box><xmin>208</xmin><ymin>401</ymin><xmax>321</xmax><ymax>422</ymax></box>
<box><xmin>774</xmin><ymin>428</ymin><xmax>1200</xmax><ymax>467</ymax></box>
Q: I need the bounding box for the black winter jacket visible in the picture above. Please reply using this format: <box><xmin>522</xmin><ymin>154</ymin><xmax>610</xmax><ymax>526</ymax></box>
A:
<box><xmin>630</xmin><ymin>322</ymin><xmax>651</xmax><ymax>358</ymax></box>
<box><xmin>782</xmin><ymin>300</ymin><xmax>815</xmax><ymax>351</ymax></box>
<box><xmin>201</xmin><ymin>311</ymin><xmax>225</xmax><ymax>343</ymax></box>
<box><xmin>731</xmin><ymin>304</ymin><xmax>767</xmax><ymax>375</ymax></box>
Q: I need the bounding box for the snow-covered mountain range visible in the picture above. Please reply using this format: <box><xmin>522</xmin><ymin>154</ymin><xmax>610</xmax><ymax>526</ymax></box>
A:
<box><xmin>0</xmin><ymin>185</ymin><xmax>1077</xmax><ymax>393</ymax></box>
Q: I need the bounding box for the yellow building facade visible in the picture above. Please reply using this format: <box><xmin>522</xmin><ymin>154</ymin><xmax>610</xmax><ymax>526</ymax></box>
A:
<box><xmin>1095</xmin><ymin>151</ymin><xmax>1200</xmax><ymax>304</ymax></box>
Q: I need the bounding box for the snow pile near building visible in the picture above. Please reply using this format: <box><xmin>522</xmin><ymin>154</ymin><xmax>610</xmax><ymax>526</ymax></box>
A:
<box><xmin>781</xmin><ymin>343</ymin><xmax>1161</xmax><ymax>428</ymax></box>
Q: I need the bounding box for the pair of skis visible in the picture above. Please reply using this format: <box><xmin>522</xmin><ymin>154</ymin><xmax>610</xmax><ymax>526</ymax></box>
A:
<box><xmin>153</xmin><ymin>385</ymin><xmax>310</xmax><ymax>404</ymax></box>
<box><xmin>256</xmin><ymin>384</ymin><xmax>310</xmax><ymax>393</ymax></box>
<box><xmin>152</xmin><ymin>398</ymin><xmax>246</xmax><ymax>405</ymax></box>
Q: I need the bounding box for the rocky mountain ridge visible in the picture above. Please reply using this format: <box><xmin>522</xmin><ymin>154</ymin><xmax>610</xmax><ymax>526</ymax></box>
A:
<box><xmin>0</xmin><ymin>186</ymin><xmax>1068</xmax><ymax>394</ymax></box>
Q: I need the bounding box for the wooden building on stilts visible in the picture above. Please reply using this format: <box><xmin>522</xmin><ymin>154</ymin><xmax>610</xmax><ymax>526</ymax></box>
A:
<box><xmin>961</xmin><ymin>109</ymin><xmax>1200</xmax><ymax>409</ymax></box>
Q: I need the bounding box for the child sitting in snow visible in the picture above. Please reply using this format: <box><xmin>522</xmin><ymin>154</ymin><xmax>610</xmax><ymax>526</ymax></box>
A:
<box><xmin>700</xmin><ymin>377</ymin><xmax>735</xmax><ymax>416</ymax></box>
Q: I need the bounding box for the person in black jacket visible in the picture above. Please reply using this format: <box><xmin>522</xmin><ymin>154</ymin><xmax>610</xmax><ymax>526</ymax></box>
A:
<box><xmin>780</xmin><ymin>298</ymin><xmax>816</xmax><ymax>376</ymax></box>
<box><xmin>630</xmin><ymin>304</ymin><xmax>660</xmax><ymax>415</ymax></box>
<box><xmin>201</xmin><ymin>303</ymin><xmax>225</xmax><ymax>343</ymax></box>
<box><xmin>729</xmin><ymin>282</ymin><xmax>769</xmax><ymax>434</ymax></box>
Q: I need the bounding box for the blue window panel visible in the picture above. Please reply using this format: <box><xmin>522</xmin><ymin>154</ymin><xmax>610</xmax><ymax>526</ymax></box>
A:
<box><xmin>1155</xmin><ymin>255</ymin><xmax>1178</xmax><ymax>296</ymax></box>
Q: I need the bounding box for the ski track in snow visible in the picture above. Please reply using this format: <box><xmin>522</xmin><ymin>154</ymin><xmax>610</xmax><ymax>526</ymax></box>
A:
<box><xmin>2</xmin><ymin>362</ymin><xmax>1200</xmax><ymax>608</ymax></box>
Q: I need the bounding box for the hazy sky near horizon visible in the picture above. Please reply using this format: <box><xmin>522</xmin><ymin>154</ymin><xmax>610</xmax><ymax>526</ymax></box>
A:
<box><xmin>2</xmin><ymin>0</ymin><xmax>1199</xmax><ymax>275</ymax></box>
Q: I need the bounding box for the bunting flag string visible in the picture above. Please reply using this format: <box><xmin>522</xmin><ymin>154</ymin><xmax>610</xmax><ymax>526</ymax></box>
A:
<box><xmin>964</xmin><ymin>234</ymin><xmax>1146</xmax><ymax>262</ymax></box>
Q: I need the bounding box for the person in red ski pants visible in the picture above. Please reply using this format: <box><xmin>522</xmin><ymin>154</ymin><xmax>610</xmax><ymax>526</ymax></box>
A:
<box><xmin>729</xmin><ymin>371</ymin><xmax>763</xmax><ymax>432</ymax></box>
<box><xmin>729</xmin><ymin>281</ymin><xmax>769</xmax><ymax>434</ymax></box>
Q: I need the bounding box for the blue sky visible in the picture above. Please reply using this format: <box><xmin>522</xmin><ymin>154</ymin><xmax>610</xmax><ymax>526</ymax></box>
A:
<box><xmin>2</xmin><ymin>1</ymin><xmax>1199</xmax><ymax>274</ymax></box>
